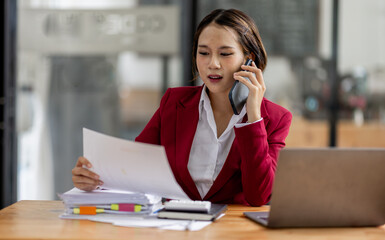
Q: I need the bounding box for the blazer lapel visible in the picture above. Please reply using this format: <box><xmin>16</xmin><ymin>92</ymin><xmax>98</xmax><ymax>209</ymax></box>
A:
<box><xmin>203</xmin><ymin>98</ymin><xmax>270</xmax><ymax>200</ymax></box>
<box><xmin>174</xmin><ymin>88</ymin><xmax>203</xmax><ymax>200</ymax></box>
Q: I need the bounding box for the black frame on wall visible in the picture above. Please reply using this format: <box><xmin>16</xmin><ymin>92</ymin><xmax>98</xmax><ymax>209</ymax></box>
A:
<box><xmin>328</xmin><ymin>0</ymin><xmax>340</xmax><ymax>147</ymax></box>
<box><xmin>1</xmin><ymin>0</ymin><xmax>17</xmax><ymax>209</ymax></box>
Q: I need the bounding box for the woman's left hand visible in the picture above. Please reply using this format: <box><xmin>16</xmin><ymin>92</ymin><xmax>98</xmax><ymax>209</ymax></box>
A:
<box><xmin>233</xmin><ymin>61</ymin><xmax>266</xmax><ymax>122</ymax></box>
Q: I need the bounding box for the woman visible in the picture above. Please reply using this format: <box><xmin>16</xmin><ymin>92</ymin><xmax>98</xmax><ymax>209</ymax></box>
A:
<box><xmin>72</xmin><ymin>9</ymin><xmax>292</xmax><ymax>206</ymax></box>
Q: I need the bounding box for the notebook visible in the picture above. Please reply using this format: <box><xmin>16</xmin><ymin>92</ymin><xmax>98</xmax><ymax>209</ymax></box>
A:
<box><xmin>244</xmin><ymin>148</ymin><xmax>385</xmax><ymax>228</ymax></box>
<box><xmin>158</xmin><ymin>204</ymin><xmax>227</xmax><ymax>221</ymax></box>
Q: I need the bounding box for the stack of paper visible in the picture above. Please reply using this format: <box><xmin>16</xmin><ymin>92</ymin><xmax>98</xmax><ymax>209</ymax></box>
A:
<box><xmin>59</xmin><ymin>129</ymin><xmax>188</xmax><ymax>219</ymax></box>
<box><xmin>60</xmin><ymin>188</ymin><xmax>214</xmax><ymax>231</ymax></box>
<box><xmin>59</xmin><ymin>188</ymin><xmax>162</xmax><ymax>220</ymax></box>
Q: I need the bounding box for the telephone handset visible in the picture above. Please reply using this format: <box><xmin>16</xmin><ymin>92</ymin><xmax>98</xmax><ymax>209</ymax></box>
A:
<box><xmin>228</xmin><ymin>58</ymin><xmax>253</xmax><ymax>115</ymax></box>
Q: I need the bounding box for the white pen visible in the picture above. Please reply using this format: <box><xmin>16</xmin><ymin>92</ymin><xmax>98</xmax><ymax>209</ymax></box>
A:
<box><xmin>185</xmin><ymin>220</ymin><xmax>195</xmax><ymax>231</ymax></box>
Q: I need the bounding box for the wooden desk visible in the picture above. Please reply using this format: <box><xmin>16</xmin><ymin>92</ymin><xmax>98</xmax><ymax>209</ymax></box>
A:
<box><xmin>0</xmin><ymin>201</ymin><xmax>384</xmax><ymax>240</ymax></box>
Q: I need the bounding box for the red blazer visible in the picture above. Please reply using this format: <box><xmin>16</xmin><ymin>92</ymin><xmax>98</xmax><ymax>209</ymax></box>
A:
<box><xmin>135</xmin><ymin>86</ymin><xmax>292</xmax><ymax>206</ymax></box>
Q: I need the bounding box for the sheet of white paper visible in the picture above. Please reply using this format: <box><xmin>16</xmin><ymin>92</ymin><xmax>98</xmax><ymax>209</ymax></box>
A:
<box><xmin>112</xmin><ymin>218</ymin><xmax>184</xmax><ymax>228</ymax></box>
<box><xmin>61</xmin><ymin>213</ymin><xmax>211</xmax><ymax>231</ymax></box>
<box><xmin>83</xmin><ymin>128</ymin><xmax>189</xmax><ymax>200</ymax></box>
<box><xmin>112</xmin><ymin>218</ymin><xmax>212</xmax><ymax>231</ymax></box>
<box><xmin>159</xmin><ymin>221</ymin><xmax>212</xmax><ymax>231</ymax></box>
<box><xmin>61</xmin><ymin>213</ymin><xmax>212</xmax><ymax>231</ymax></box>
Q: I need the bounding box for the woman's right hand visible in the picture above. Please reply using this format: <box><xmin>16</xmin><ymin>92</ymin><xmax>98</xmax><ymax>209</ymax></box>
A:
<box><xmin>72</xmin><ymin>157</ymin><xmax>103</xmax><ymax>191</ymax></box>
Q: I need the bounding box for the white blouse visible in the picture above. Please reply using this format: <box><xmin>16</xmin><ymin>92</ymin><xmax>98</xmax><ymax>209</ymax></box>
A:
<box><xmin>187</xmin><ymin>86</ymin><xmax>261</xmax><ymax>198</ymax></box>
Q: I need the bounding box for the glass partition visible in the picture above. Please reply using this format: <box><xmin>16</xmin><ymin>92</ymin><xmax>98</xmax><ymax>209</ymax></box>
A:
<box><xmin>17</xmin><ymin>0</ymin><xmax>182</xmax><ymax>200</ymax></box>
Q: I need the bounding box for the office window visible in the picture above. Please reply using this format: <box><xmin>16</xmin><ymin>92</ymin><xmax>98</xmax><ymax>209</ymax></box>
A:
<box><xmin>17</xmin><ymin>0</ymin><xmax>182</xmax><ymax>200</ymax></box>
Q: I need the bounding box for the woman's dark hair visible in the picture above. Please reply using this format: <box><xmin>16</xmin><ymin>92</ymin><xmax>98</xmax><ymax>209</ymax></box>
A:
<box><xmin>192</xmin><ymin>9</ymin><xmax>267</xmax><ymax>78</ymax></box>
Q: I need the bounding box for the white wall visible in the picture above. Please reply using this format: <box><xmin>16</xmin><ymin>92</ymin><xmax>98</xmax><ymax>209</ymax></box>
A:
<box><xmin>339</xmin><ymin>0</ymin><xmax>385</xmax><ymax>93</ymax></box>
<box><xmin>339</xmin><ymin>0</ymin><xmax>385</xmax><ymax>73</ymax></box>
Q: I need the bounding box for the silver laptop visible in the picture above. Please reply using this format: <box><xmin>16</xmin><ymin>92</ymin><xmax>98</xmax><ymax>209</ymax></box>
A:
<box><xmin>244</xmin><ymin>148</ymin><xmax>385</xmax><ymax>228</ymax></box>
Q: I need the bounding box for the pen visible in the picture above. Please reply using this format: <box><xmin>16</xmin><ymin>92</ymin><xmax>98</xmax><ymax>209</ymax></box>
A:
<box><xmin>185</xmin><ymin>220</ymin><xmax>195</xmax><ymax>231</ymax></box>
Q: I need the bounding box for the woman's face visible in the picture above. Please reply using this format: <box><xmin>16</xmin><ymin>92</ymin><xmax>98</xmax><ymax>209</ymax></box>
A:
<box><xmin>196</xmin><ymin>23</ymin><xmax>246</xmax><ymax>96</ymax></box>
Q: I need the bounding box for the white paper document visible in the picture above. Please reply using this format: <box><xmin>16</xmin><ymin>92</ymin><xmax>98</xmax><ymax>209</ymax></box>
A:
<box><xmin>112</xmin><ymin>218</ymin><xmax>212</xmax><ymax>231</ymax></box>
<box><xmin>61</xmin><ymin>211</ymin><xmax>212</xmax><ymax>231</ymax></box>
<box><xmin>83</xmin><ymin>128</ymin><xmax>189</xmax><ymax>200</ymax></box>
